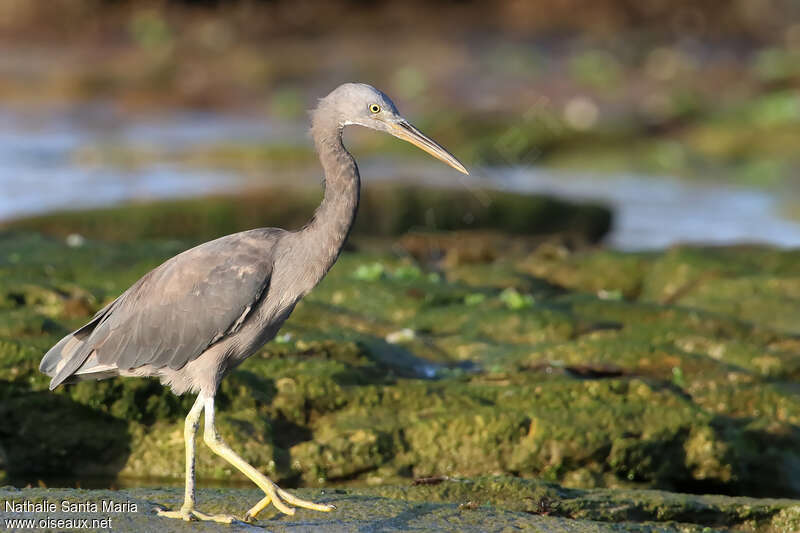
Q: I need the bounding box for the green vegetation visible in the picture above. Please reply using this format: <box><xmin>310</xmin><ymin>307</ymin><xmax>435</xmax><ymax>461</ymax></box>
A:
<box><xmin>1</xmin><ymin>185</ymin><xmax>611</xmax><ymax>244</ymax></box>
<box><xmin>1</xmin><ymin>214</ymin><xmax>798</xmax><ymax>514</ymax></box>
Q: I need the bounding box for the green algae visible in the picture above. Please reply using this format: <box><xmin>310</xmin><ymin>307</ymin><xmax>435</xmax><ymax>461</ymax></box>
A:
<box><xmin>0</xmin><ymin>221</ymin><xmax>799</xmax><ymax>531</ymax></box>
<box><xmin>520</xmin><ymin>244</ymin><xmax>800</xmax><ymax>333</ymax></box>
<box><xmin>369</xmin><ymin>477</ymin><xmax>800</xmax><ymax>531</ymax></box>
<box><xmin>0</xmin><ymin>184</ymin><xmax>611</xmax><ymax>244</ymax></box>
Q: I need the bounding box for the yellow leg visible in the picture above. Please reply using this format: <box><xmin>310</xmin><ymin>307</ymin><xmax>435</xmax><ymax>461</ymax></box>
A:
<box><xmin>202</xmin><ymin>396</ymin><xmax>336</xmax><ymax>520</ymax></box>
<box><xmin>157</xmin><ymin>508</ymin><xmax>236</xmax><ymax>524</ymax></box>
<box><xmin>156</xmin><ymin>395</ymin><xmax>237</xmax><ymax>524</ymax></box>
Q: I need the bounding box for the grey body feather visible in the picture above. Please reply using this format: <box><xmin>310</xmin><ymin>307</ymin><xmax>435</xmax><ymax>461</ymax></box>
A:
<box><xmin>42</xmin><ymin>228</ymin><xmax>283</xmax><ymax>390</ymax></box>
<box><xmin>40</xmin><ymin>83</ymin><xmax>463</xmax><ymax>397</ymax></box>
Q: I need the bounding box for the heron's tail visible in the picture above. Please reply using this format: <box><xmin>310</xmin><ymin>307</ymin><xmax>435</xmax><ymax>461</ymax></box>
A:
<box><xmin>39</xmin><ymin>333</ymin><xmax>82</xmax><ymax>377</ymax></box>
<box><xmin>40</xmin><ymin>299</ymin><xmax>120</xmax><ymax>389</ymax></box>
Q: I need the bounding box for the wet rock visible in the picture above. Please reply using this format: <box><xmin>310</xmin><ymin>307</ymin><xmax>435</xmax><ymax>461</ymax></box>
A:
<box><xmin>1</xmin><ymin>481</ymin><xmax>798</xmax><ymax>532</ymax></box>
<box><xmin>1</xmin><ymin>184</ymin><xmax>612</xmax><ymax>244</ymax></box>
<box><xmin>1</xmin><ymin>230</ymin><xmax>799</xmax><ymax>508</ymax></box>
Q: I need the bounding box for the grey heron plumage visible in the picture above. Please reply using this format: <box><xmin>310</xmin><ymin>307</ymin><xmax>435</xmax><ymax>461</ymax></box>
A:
<box><xmin>40</xmin><ymin>82</ymin><xmax>467</xmax><ymax>523</ymax></box>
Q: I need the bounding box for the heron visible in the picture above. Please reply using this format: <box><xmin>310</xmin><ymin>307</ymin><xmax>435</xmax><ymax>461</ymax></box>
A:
<box><xmin>39</xmin><ymin>83</ymin><xmax>468</xmax><ymax>523</ymax></box>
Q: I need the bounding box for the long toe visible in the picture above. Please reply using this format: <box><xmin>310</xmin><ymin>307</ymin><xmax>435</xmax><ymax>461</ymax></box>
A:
<box><xmin>276</xmin><ymin>487</ymin><xmax>336</xmax><ymax>512</ymax></box>
<box><xmin>246</xmin><ymin>486</ymin><xmax>335</xmax><ymax>521</ymax></box>
<box><xmin>191</xmin><ymin>510</ymin><xmax>237</xmax><ymax>524</ymax></box>
<box><xmin>156</xmin><ymin>507</ymin><xmax>237</xmax><ymax>524</ymax></box>
<box><xmin>156</xmin><ymin>508</ymin><xmax>193</xmax><ymax>522</ymax></box>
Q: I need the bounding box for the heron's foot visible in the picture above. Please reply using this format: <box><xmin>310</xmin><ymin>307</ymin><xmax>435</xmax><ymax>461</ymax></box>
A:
<box><xmin>156</xmin><ymin>506</ymin><xmax>238</xmax><ymax>524</ymax></box>
<box><xmin>245</xmin><ymin>484</ymin><xmax>336</xmax><ymax>520</ymax></box>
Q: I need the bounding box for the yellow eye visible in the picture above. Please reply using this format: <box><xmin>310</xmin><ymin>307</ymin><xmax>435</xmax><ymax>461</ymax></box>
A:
<box><xmin>369</xmin><ymin>104</ymin><xmax>381</xmax><ymax>114</ymax></box>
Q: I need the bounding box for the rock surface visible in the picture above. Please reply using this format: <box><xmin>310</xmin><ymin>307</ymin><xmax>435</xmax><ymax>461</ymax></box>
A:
<box><xmin>2</xmin><ymin>480</ymin><xmax>799</xmax><ymax>532</ymax></box>
<box><xmin>0</xmin><ymin>204</ymin><xmax>799</xmax><ymax>531</ymax></box>
<box><xmin>1</xmin><ymin>184</ymin><xmax>612</xmax><ymax>244</ymax></box>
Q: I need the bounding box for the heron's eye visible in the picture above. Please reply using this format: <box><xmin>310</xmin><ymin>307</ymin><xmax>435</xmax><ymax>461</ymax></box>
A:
<box><xmin>369</xmin><ymin>104</ymin><xmax>381</xmax><ymax>114</ymax></box>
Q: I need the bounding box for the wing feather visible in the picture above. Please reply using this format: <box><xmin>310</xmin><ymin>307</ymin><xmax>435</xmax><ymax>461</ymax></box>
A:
<box><xmin>46</xmin><ymin>228</ymin><xmax>283</xmax><ymax>389</ymax></box>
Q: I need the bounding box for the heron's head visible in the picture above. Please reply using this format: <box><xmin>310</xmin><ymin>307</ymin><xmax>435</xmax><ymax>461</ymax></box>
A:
<box><xmin>314</xmin><ymin>83</ymin><xmax>468</xmax><ymax>174</ymax></box>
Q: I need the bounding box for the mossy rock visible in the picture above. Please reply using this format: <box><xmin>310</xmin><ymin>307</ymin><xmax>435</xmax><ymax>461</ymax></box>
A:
<box><xmin>0</xmin><ymin>184</ymin><xmax>611</xmax><ymax>244</ymax></box>
<box><xmin>0</xmin><ymin>229</ymin><xmax>798</xmax><ymax>504</ymax></box>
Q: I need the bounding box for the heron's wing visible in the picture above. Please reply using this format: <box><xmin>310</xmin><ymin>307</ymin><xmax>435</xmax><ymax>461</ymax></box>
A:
<box><xmin>45</xmin><ymin>228</ymin><xmax>284</xmax><ymax>389</ymax></box>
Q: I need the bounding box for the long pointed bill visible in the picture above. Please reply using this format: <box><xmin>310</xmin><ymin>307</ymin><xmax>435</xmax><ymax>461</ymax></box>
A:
<box><xmin>389</xmin><ymin>120</ymin><xmax>469</xmax><ymax>175</ymax></box>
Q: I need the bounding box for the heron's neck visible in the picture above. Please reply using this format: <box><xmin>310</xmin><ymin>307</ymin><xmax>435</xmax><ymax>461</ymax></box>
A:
<box><xmin>298</xmin><ymin>125</ymin><xmax>360</xmax><ymax>280</ymax></box>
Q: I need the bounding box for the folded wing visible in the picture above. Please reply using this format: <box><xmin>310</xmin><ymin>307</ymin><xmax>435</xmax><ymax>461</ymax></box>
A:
<box><xmin>41</xmin><ymin>228</ymin><xmax>283</xmax><ymax>389</ymax></box>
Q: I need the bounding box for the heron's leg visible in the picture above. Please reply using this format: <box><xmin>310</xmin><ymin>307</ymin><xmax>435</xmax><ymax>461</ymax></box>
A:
<box><xmin>157</xmin><ymin>395</ymin><xmax>236</xmax><ymax>524</ymax></box>
<box><xmin>180</xmin><ymin>394</ymin><xmax>204</xmax><ymax>510</ymax></box>
<box><xmin>202</xmin><ymin>396</ymin><xmax>335</xmax><ymax>520</ymax></box>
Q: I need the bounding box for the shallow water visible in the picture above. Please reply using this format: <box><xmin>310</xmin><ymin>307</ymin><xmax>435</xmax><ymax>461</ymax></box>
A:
<box><xmin>488</xmin><ymin>167</ymin><xmax>800</xmax><ymax>250</ymax></box>
<box><xmin>2</xmin><ymin>108</ymin><xmax>800</xmax><ymax>251</ymax></box>
<box><xmin>0</xmin><ymin>107</ymin><xmax>291</xmax><ymax>221</ymax></box>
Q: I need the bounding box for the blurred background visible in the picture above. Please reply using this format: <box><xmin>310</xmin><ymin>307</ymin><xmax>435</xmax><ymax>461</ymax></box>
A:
<box><xmin>1</xmin><ymin>0</ymin><xmax>800</xmax><ymax>249</ymax></box>
<box><xmin>3</xmin><ymin>3</ymin><xmax>800</xmax><ymax>523</ymax></box>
